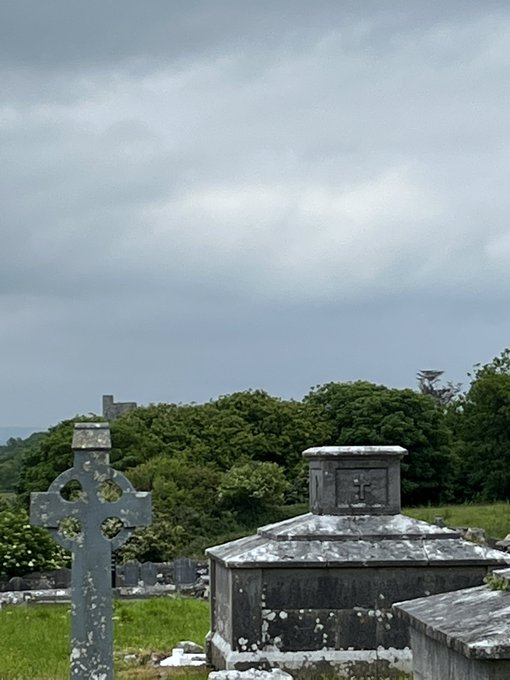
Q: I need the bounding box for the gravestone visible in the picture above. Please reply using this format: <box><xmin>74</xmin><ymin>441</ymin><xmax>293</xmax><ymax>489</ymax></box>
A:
<box><xmin>140</xmin><ymin>561</ymin><xmax>157</xmax><ymax>586</ymax></box>
<box><xmin>207</xmin><ymin>445</ymin><xmax>510</xmax><ymax>678</ymax></box>
<box><xmin>7</xmin><ymin>576</ymin><xmax>25</xmax><ymax>591</ymax></box>
<box><xmin>394</xmin><ymin>567</ymin><xmax>510</xmax><ymax>679</ymax></box>
<box><xmin>52</xmin><ymin>567</ymin><xmax>72</xmax><ymax>589</ymax></box>
<box><xmin>115</xmin><ymin>561</ymin><xmax>158</xmax><ymax>587</ymax></box>
<box><xmin>123</xmin><ymin>561</ymin><xmax>141</xmax><ymax>586</ymax></box>
<box><xmin>174</xmin><ymin>557</ymin><xmax>198</xmax><ymax>588</ymax></box>
<box><xmin>30</xmin><ymin>422</ymin><xmax>151</xmax><ymax>680</ymax></box>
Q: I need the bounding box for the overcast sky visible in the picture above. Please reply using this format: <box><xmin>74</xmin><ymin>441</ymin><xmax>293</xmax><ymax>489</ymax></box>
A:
<box><xmin>2</xmin><ymin>1</ymin><xmax>510</xmax><ymax>427</ymax></box>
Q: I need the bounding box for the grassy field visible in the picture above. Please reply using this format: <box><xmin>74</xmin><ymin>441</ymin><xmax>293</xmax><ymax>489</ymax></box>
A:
<box><xmin>404</xmin><ymin>503</ymin><xmax>510</xmax><ymax>539</ymax></box>
<box><xmin>0</xmin><ymin>596</ymin><xmax>412</xmax><ymax>679</ymax></box>
<box><xmin>0</xmin><ymin>598</ymin><xmax>210</xmax><ymax>680</ymax></box>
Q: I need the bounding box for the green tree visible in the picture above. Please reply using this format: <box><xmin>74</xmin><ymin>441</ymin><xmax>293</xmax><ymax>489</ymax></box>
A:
<box><xmin>218</xmin><ymin>460</ymin><xmax>290</xmax><ymax>521</ymax></box>
<box><xmin>0</xmin><ymin>433</ymin><xmax>45</xmax><ymax>494</ymax></box>
<box><xmin>454</xmin><ymin>349</ymin><xmax>510</xmax><ymax>500</ymax></box>
<box><xmin>304</xmin><ymin>381</ymin><xmax>453</xmax><ymax>505</ymax></box>
<box><xmin>123</xmin><ymin>454</ymin><xmax>236</xmax><ymax>560</ymax></box>
<box><xmin>16</xmin><ymin>417</ymin><xmax>100</xmax><ymax>506</ymax></box>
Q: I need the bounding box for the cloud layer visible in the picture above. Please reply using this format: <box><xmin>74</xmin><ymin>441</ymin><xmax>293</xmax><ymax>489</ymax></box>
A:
<box><xmin>2</xmin><ymin>1</ymin><xmax>510</xmax><ymax>425</ymax></box>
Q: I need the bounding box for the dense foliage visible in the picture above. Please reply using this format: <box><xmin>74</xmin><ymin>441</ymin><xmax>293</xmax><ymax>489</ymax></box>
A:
<box><xmin>304</xmin><ymin>382</ymin><xmax>452</xmax><ymax>505</ymax></box>
<box><xmin>450</xmin><ymin>349</ymin><xmax>510</xmax><ymax>501</ymax></box>
<box><xmin>0</xmin><ymin>433</ymin><xmax>44</xmax><ymax>493</ymax></box>
<box><xmin>1</xmin><ymin>349</ymin><xmax>510</xmax><ymax>577</ymax></box>
<box><xmin>0</xmin><ymin>502</ymin><xmax>68</xmax><ymax>579</ymax></box>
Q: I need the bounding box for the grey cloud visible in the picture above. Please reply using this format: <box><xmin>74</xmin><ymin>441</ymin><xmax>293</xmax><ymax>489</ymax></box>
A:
<box><xmin>2</xmin><ymin>2</ymin><xmax>510</xmax><ymax>425</ymax></box>
<box><xmin>0</xmin><ymin>1</ymin><xmax>503</xmax><ymax>71</ymax></box>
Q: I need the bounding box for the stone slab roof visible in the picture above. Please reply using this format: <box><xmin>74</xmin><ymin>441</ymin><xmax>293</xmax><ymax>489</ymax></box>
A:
<box><xmin>258</xmin><ymin>512</ymin><xmax>460</xmax><ymax>541</ymax></box>
<box><xmin>207</xmin><ymin>513</ymin><xmax>510</xmax><ymax>568</ymax></box>
<box><xmin>303</xmin><ymin>445</ymin><xmax>407</xmax><ymax>458</ymax></box>
<box><xmin>394</xmin><ymin>568</ymin><xmax>510</xmax><ymax>659</ymax></box>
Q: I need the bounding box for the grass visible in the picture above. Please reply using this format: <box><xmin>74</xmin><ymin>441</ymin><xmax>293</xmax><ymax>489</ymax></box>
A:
<box><xmin>0</xmin><ymin>596</ymin><xmax>412</xmax><ymax>680</ymax></box>
<box><xmin>403</xmin><ymin>503</ymin><xmax>510</xmax><ymax>539</ymax></box>
<box><xmin>0</xmin><ymin>597</ymin><xmax>210</xmax><ymax>680</ymax></box>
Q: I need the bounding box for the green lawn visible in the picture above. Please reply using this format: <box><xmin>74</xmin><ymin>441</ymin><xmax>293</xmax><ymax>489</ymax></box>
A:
<box><xmin>404</xmin><ymin>503</ymin><xmax>510</xmax><ymax>539</ymax></box>
<box><xmin>0</xmin><ymin>598</ymin><xmax>210</xmax><ymax>680</ymax></box>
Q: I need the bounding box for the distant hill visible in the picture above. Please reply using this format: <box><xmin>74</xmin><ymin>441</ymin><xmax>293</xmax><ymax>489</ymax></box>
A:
<box><xmin>0</xmin><ymin>427</ymin><xmax>44</xmax><ymax>445</ymax></box>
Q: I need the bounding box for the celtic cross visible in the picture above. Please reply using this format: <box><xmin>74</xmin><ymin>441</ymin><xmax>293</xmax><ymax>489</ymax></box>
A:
<box><xmin>30</xmin><ymin>422</ymin><xmax>151</xmax><ymax>680</ymax></box>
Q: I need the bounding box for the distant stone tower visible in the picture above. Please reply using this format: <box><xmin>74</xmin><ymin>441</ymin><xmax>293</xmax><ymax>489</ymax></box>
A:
<box><xmin>102</xmin><ymin>395</ymin><xmax>137</xmax><ymax>421</ymax></box>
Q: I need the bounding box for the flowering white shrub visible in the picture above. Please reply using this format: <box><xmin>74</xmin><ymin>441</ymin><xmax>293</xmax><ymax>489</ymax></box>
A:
<box><xmin>0</xmin><ymin>507</ymin><xmax>69</xmax><ymax>579</ymax></box>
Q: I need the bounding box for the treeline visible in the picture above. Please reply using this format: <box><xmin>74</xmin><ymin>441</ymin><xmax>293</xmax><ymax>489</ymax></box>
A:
<box><xmin>0</xmin><ymin>432</ymin><xmax>44</xmax><ymax>493</ymax></box>
<box><xmin>2</xmin><ymin>348</ymin><xmax>510</xmax><ymax>577</ymax></box>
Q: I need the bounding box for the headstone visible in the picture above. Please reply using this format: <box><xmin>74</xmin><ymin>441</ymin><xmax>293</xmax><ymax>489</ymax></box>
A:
<box><xmin>123</xmin><ymin>561</ymin><xmax>141</xmax><ymax>586</ymax></box>
<box><xmin>52</xmin><ymin>567</ymin><xmax>72</xmax><ymax>589</ymax></box>
<box><xmin>7</xmin><ymin>576</ymin><xmax>25</xmax><ymax>591</ymax></box>
<box><xmin>140</xmin><ymin>561</ymin><xmax>157</xmax><ymax>586</ymax></box>
<box><xmin>394</xmin><ymin>567</ymin><xmax>510</xmax><ymax>679</ymax></box>
<box><xmin>174</xmin><ymin>557</ymin><xmax>197</xmax><ymax>588</ymax></box>
<box><xmin>30</xmin><ymin>422</ymin><xmax>151</xmax><ymax>680</ymax></box>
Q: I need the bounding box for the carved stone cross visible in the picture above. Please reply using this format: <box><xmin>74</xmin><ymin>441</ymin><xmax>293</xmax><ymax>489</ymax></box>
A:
<box><xmin>30</xmin><ymin>422</ymin><xmax>151</xmax><ymax>680</ymax></box>
<box><xmin>353</xmin><ymin>474</ymin><xmax>372</xmax><ymax>501</ymax></box>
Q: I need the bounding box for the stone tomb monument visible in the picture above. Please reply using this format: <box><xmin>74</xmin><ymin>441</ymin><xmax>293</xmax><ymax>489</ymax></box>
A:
<box><xmin>394</xmin><ymin>566</ymin><xmax>510</xmax><ymax>680</ymax></box>
<box><xmin>206</xmin><ymin>446</ymin><xmax>510</xmax><ymax>678</ymax></box>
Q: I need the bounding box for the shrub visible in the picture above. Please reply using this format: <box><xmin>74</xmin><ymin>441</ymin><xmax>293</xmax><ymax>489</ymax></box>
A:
<box><xmin>0</xmin><ymin>508</ymin><xmax>69</xmax><ymax>579</ymax></box>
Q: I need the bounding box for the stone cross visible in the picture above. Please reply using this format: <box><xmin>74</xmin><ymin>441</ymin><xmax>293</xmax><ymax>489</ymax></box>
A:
<box><xmin>30</xmin><ymin>422</ymin><xmax>152</xmax><ymax>680</ymax></box>
<box><xmin>353</xmin><ymin>474</ymin><xmax>371</xmax><ymax>501</ymax></box>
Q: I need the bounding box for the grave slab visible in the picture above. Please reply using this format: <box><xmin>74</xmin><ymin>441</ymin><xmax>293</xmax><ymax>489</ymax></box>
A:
<box><xmin>394</xmin><ymin>566</ymin><xmax>510</xmax><ymax>680</ymax></box>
